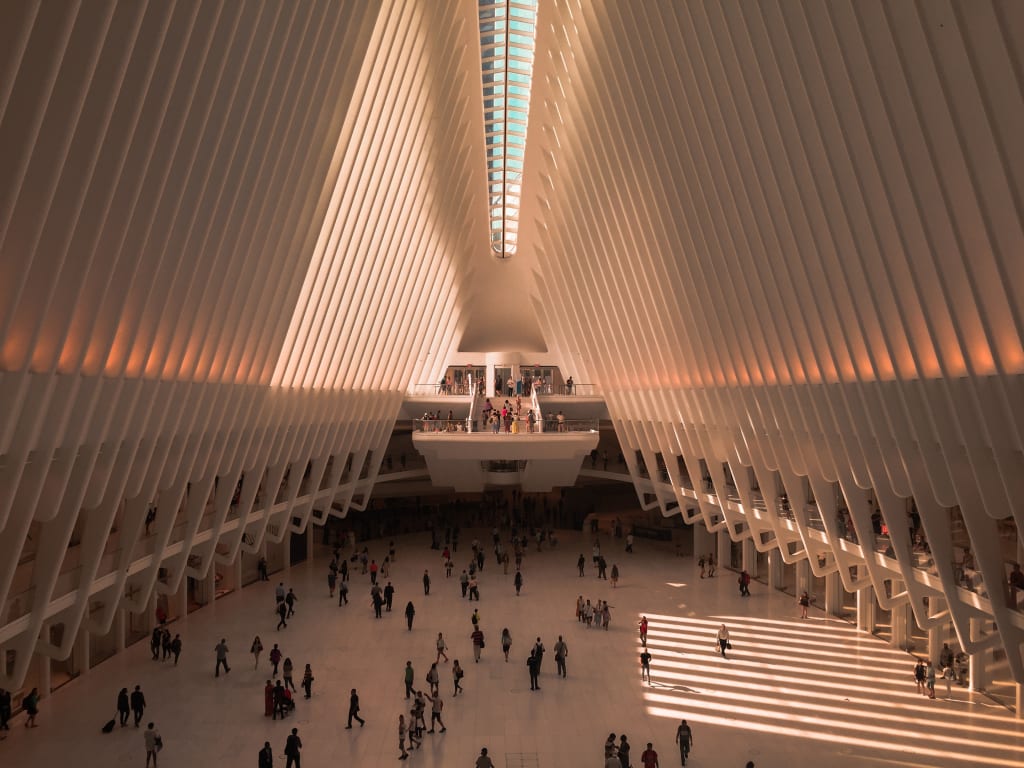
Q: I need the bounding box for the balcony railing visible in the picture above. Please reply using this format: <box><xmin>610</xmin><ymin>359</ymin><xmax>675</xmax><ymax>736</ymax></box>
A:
<box><xmin>413</xmin><ymin>418</ymin><xmax>599</xmax><ymax>434</ymax></box>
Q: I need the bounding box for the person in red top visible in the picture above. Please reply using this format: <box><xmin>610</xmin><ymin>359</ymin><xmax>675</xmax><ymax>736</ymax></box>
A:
<box><xmin>639</xmin><ymin>616</ymin><xmax>649</xmax><ymax>646</ymax></box>
<box><xmin>640</xmin><ymin>742</ymin><xmax>659</xmax><ymax>768</ymax></box>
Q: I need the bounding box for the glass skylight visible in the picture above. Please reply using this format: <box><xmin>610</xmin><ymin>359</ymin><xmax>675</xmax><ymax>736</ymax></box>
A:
<box><xmin>479</xmin><ymin>0</ymin><xmax>538</xmax><ymax>258</ymax></box>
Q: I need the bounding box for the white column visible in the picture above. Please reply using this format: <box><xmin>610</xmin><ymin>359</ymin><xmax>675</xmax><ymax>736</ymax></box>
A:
<box><xmin>795</xmin><ymin>560</ymin><xmax>810</xmax><ymax>595</ymax></box>
<box><xmin>767</xmin><ymin>549</ymin><xmax>785</xmax><ymax>590</ymax></box>
<box><xmin>969</xmin><ymin>617</ymin><xmax>989</xmax><ymax>691</ymax></box>
<box><xmin>926</xmin><ymin>598</ymin><xmax>945</xmax><ymax>663</ymax></box>
<box><xmin>742</xmin><ymin>538</ymin><xmax>756</xmax><ymax>576</ymax></box>
<box><xmin>74</xmin><ymin>625</ymin><xmax>90</xmax><ymax>677</ymax></box>
<box><xmin>115</xmin><ymin>609</ymin><xmax>127</xmax><ymax>653</ymax></box>
<box><xmin>890</xmin><ymin>582</ymin><xmax>909</xmax><ymax>650</ymax></box>
<box><xmin>824</xmin><ymin>572</ymin><xmax>842</xmax><ymax>616</ymax></box>
<box><xmin>856</xmin><ymin>581</ymin><xmax>876</xmax><ymax>634</ymax></box>
<box><xmin>716</xmin><ymin>530</ymin><xmax>730</xmax><ymax>573</ymax></box>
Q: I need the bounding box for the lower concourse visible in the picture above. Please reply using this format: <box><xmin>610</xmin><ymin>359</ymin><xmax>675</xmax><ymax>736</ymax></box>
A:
<box><xmin>2</xmin><ymin>526</ymin><xmax>1022</xmax><ymax>768</ymax></box>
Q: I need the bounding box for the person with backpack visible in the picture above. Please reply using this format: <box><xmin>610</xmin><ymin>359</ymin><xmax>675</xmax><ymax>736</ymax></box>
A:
<box><xmin>738</xmin><ymin>570</ymin><xmax>751</xmax><ymax>597</ymax></box>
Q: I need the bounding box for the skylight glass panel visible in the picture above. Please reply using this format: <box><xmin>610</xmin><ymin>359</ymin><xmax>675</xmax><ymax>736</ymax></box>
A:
<box><xmin>479</xmin><ymin>0</ymin><xmax>537</xmax><ymax>258</ymax></box>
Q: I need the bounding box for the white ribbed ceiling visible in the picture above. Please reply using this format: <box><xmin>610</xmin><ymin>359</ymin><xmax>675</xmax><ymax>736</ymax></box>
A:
<box><xmin>1</xmin><ymin>0</ymin><xmax>1023</xmax><ymax>690</ymax></box>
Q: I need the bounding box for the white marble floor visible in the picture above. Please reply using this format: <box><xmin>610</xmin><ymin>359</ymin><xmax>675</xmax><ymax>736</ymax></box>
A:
<box><xmin>3</xmin><ymin>529</ymin><xmax>1023</xmax><ymax>768</ymax></box>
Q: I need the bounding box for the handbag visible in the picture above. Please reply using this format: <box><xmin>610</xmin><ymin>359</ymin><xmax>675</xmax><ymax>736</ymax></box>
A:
<box><xmin>479</xmin><ymin>640</ymin><xmax>485</xmax><ymax>649</ymax></box>
<box><xmin>726</xmin><ymin>640</ymin><xmax>732</xmax><ymax>650</ymax></box>
<box><xmin>155</xmin><ymin>736</ymin><xmax>163</xmax><ymax>752</ymax></box>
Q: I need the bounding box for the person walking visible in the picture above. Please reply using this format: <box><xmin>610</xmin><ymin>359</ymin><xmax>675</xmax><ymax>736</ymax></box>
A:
<box><xmin>285</xmin><ymin>588</ymin><xmax>298</xmax><ymax>618</ymax></box>
<box><xmin>130</xmin><ymin>684</ymin><xmax>146</xmax><ymax>727</ymax></box>
<box><xmin>398</xmin><ymin>715</ymin><xmax>409</xmax><ymax>760</ymax></box>
<box><xmin>675</xmin><ymin>719</ymin><xmax>693</xmax><ymax>766</ymax></box>
<box><xmin>698</xmin><ymin>555</ymin><xmax>705</xmax><ymax>579</ymax></box>
<box><xmin>476</xmin><ymin>747</ymin><xmax>496</xmax><ymax>768</ymax></box>
<box><xmin>460</xmin><ymin>570</ymin><xmax>470</xmax><ymax>597</ymax></box>
<box><xmin>405</xmin><ymin>601</ymin><xmax>416</xmax><ymax>630</ymax></box>
<box><xmin>452</xmin><ymin>660</ymin><xmax>464</xmax><ymax>696</ymax></box>
<box><xmin>641</xmin><ymin>741</ymin><xmax>660</xmax><ymax>768</ymax></box>
<box><xmin>264</xmin><ymin>680</ymin><xmax>274</xmax><ymax>717</ymax></box>
<box><xmin>338</xmin><ymin>579</ymin><xmax>349</xmax><ymax>605</ymax></box>
<box><xmin>22</xmin><ymin>687</ymin><xmax>39</xmax><ymax>728</ymax></box>
<box><xmin>436</xmin><ymin>632</ymin><xmax>449</xmax><ymax>663</ymax></box>
<box><xmin>738</xmin><ymin>570</ymin><xmax>751</xmax><ymax>596</ymax></box>
<box><xmin>610</xmin><ymin>563</ymin><xmax>619</xmax><ymax>587</ymax></box>
<box><xmin>925</xmin><ymin>660</ymin><xmax>937</xmax><ymax>699</ymax></box>
<box><xmin>426</xmin><ymin>664</ymin><xmax>440</xmax><ymax>696</ymax></box>
<box><xmin>214</xmin><ymin>638</ymin><xmax>231</xmax><ymax>676</ymax></box>
<box><xmin>707</xmin><ymin>553</ymin><xmax>716</xmax><ymax>577</ymax></box>
<box><xmin>423</xmin><ymin>569</ymin><xmax>431</xmax><ymax>595</ymax></box>
<box><xmin>117</xmin><ymin>687</ymin><xmax>130</xmax><ymax>727</ymax></box>
<box><xmin>170</xmin><ymin>634</ymin><xmax>182</xmax><ymax>665</ymax></box>
<box><xmin>283</xmin><ymin>657</ymin><xmax>296</xmax><ymax>692</ymax></box>
<box><xmin>259</xmin><ymin>741</ymin><xmax>273</xmax><ymax>768</ymax></box>
<box><xmin>302</xmin><ymin>664</ymin><xmax>314</xmax><ymax>699</ymax></box>
<box><xmin>639</xmin><ymin>616</ymin><xmax>649</xmax><ymax>646</ymax></box>
<box><xmin>514</xmin><ymin>569</ymin><xmax>523</xmax><ymax>596</ymax></box>
<box><xmin>284</xmin><ymin>727</ymin><xmax>302</xmax><ymax>768</ymax></box>
<box><xmin>327</xmin><ymin>568</ymin><xmax>337</xmax><ymax>598</ymax></box>
<box><xmin>471</xmin><ymin>626</ymin><xmax>485</xmax><ymax>662</ymax></box>
<box><xmin>258</xmin><ymin>557</ymin><xmax>269</xmax><ymax>581</ymax></box>
<box><xmin>276</xmin><ymin>600</ymin><xmax>288</xmax><ymax>630</ymax></box>
<box><xmin>716</xmin><ymin>624</ymin><xmax>730</xmax><ymax>658</ymax></box>
<box><xmin>501</xmin><ymin>628</ymin><xmax>512</xmax><ymax>661</ymax></box>
<box><xmin>270</xmin><ymin>644</ymin><xmax>282</xmax><ymax>676</ymax></box>
<box><xmin>384</xmin><ymin>581</ymin><xmax>395</xmax><ymax>611</ymax></box>
<box><xmin>554</xmin><ymin>636</ymin><xmax>568</xmax><ymax>678</ymax></box>
<box><xmin>404</xmin><ymin>661</ymin><xmax>415</xmax><ymax>699</ymax></box>
<box><xmin>370</xmin><ymin>559</ymin><xmax>379</xmax><ymax>585</ymax></box>
<box><xmin>577</xmin><ymin>553</ymin><xmax>586</xmax><ymax>577</ymax></box>
<box><xmin>619</xmin><ymin>735</ymin><xmax>632</xmax><ymax>768</ymax></box>
<box><xmin>640</xmin><ymin>649</ymin><xmax>652</xmax><ymax>683</ymax></box>
<box><xmin>346</xmin><ymin>688</ymin><xmax>365</xmax><ymax>728</ymax></box>
<box><xmin>424</xmin><ymin>691</ymin><xmax>446</xmax><ymax>733</ymax></box>
<box><xmin>527</xmin><ymin>651</ymin><xmax>540</xmax><ymax>690</ymax></box>
<box><xmin>914</xmin><ymin>659</ymin><xmax>926</xmax><ymax>694</ymax></box>
<box><xmin>799</xmin><ymin>591</ymin><xmax>810</xmax><ymax>619</ymax></box>
<box><xmin>251</xmin><ymin>636</ymin><xmax>263</xmax><ymax>669</ymax></box>
<box><xmin>143</xmin><ymin>722</ymin><xmax>161</xmax><ymax>768</ymax></box>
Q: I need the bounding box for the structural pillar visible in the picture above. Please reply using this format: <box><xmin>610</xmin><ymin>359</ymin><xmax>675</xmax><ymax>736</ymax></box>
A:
<box><xmin>824</xmin><ymin>572</ymin><xmax>843</xmax><ymax>617</ymax></box>
<box><xmin>890</xmin><ymin>582</ymin><xmax>909</xmax><ymax>650</ymax></box>
<box><xmin>795</xmin><ymin>560</ymin><xmax>810</xmax><ymax>595</ymax></box>
<box><xmin>116</xmin><ymin>609</ymin><xmax>127</xmax><ymax>653</ymax></box>
<box><xmin>856</xmin><ymin>584</ymin><xmax>876</xmax><ymax>634</ymax></box>
<box><xmin>926</xmin><ymin>598</ymin><xmax>946</xmax><ymax>663</ymax></box>
<box><xmin>969</xmin><ymin>617</ymin><xmax>990</xmax><ymax>692</ymax></box>
<box><xmin>39</xmin><ymin>624</ymin><xmax>52</xmax><ymax>698</ymax></box>
<box><xmin>767</xmin><ymin>549</ymin><xmax>785</xmax><ymax>590</ymax></box>
<box><xmin>73</xmin><ymin>625</ymin><xmax>90</xmax><ymax>678</ymax></box>
<box><xmin>716</xmin><ymin>530</ymin><xmax>730</xmax><ymax>573</ymax></box>
<box><xmin>742</xmin><ymin>538</ymin><xmax>756</xmax><ymax>577</ymax></box>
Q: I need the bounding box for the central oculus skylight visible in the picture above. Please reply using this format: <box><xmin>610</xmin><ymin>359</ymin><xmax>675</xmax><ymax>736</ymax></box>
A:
<box><xmin>478</xmin><ymin>0</ymin><xmax>538</xmax><ymax>258</ymax></box>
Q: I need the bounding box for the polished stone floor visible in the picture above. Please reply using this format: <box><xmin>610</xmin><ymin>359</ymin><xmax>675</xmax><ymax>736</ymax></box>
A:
<box><xmin>2</xmin><ymin>529</ymin><xmax>1023</xmax><ymax>768</ymax></box>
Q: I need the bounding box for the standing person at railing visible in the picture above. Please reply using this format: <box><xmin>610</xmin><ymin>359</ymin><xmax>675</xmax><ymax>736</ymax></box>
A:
<box><xmin>566</xmin><ymin>376</ymin><xmax>573</xmax><ymax>395</ymax></box>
